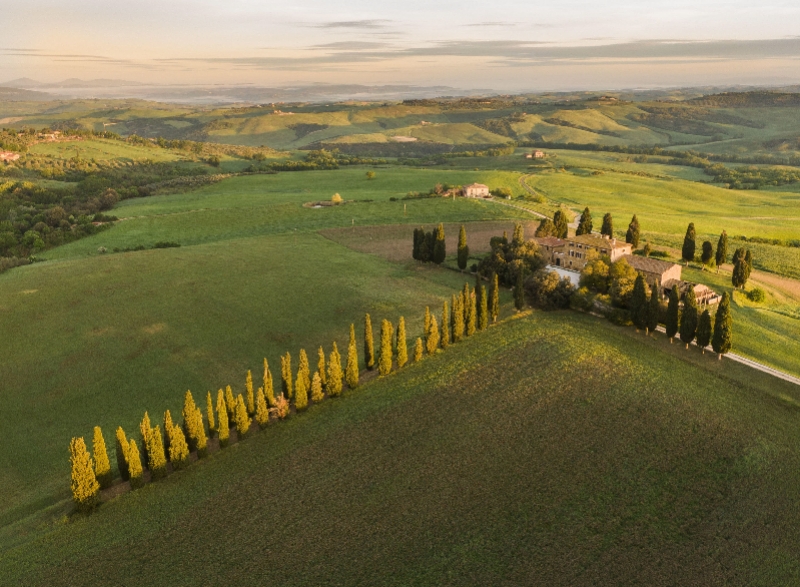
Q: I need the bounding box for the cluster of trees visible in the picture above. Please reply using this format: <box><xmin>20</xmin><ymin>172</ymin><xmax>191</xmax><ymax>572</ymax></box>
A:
<box><xmin>412</xmin><ymin>223</ymin><xmax>446</xmax><ymax>264</ymax></box>
<box><xmin>477</xmin><ymin>223</ymin><xmax>543</xmax><ymax>286</ymax></box>
<box><xmin>69</xmin><ymin>283</ymin><xmax>504</xmax><ymax>512</ymax></box>
<box><xmin>248</xmin><ymin>149</ymin><xmax>387</xmax><ymax>172</ymax></box>
<box><xmin>534</xmin><ymin>208</ymin><xmax>641</xmax><ymax>248</ymax></box>
<box><xmin>660</xmin><ymin>280</ymin><xmax>733</xmax><ymax>358</ymax></box>
<box><xmin>679</xmin><ymin>224</ymin><xmax>753</xmax><ymax>288</ymax></box>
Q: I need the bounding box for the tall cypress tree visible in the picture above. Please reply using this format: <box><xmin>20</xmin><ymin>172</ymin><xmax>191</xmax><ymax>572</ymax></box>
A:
<box><xmin>512</xmin><ymin>223</ymin><xmax>525</xmax><ymax>245</ymax></box>
<box><xmin>255</xmin><ymin>387</ymin><xmax>270</xmax><ymax>428</ymax></box>
<box><xmin>601</xmin><ymin>213</ymin><xmax>613</xmax><ymax>237</ymax></box>
<box><xmin>364</xmin><ymin>313</ymin><xmax>375</xmax><ymax>371</ymax></box>
<box><xmin>701</xmin><ymin>241</ymin><xmax>714</xmax><ymax>270</ymax></box>
<box><xmin>553</xmin><ymin>209</ymin><xmax>569</xmax><ymax>239</ymax></box>
<box><xmin>280</xmin><ymin>353</ymin><xmax>293</xmax><ymax>399</ymax></box>
<box><xmin>474</xmin><ymin>275</ymin><xmax>483</xmax><ymax>328</ymax></box>
<box><xmin>679</xmin><ymin>288</ymin><xmax>698</xmax><ymax>348</ymax></box>
<box><xmin>715</xmin><ymin>231</ymin><xmax>728</xmax><ymax>273</ymax></box>
<box><xmin>744</xmin><ymin>250</ymin><xmax>753</xmax><ymax>282</ymax></box>
<box><xmin>263</xmin><ymin>358</ymin><xmax>275</xmax><ymax>407</ymax></box>
<box><xmin>139</xmin><ymin>411</ymin><xmax>152</xmax><ymax>469</ymax></box>
<box><xmin>514</xmin><ymin>269</ymin><xmax>525</xmax><ymax>311</ymax></box>
<box><xmin>696</xmin><ymin>309</ymin><xmax>712</xmax><ymax>353</ymax></box>
<box><xmin>379</xmin><ymin>319</ymin><xmax>394</xmax><ymax>376</ymax></box>
<box><xmin>461</xmin><ymin>283</ymin><xmax>471</xmax><ymax>329</ymax></box>
<box><xmin>311</xmin><ymin>373</ymin><xmax>324</xmax><ymax>403</ymax></box>
<box><xmin>414</xmin><ymin>337</ymin><xmax>424</xmax><ymax>362</ymax></box>
<box><xmin>168</xmin><ymin>425</ymin><xmax>190</xmax><ymax>469</ymax></box>
<box><xmin>626</xmin><ymin>215</ymin><xmax>640</xmax><ymax>248</ymax></box>
<box><xmin>440</xmin><ymin>302</ymin><xmax>450</xmax><ymax>350</ymax></box>
<box><xmin>327</xmin><ymin>342</ymin><xmax>343</xmax><ymax>397</ymax></box>
<box><xmin>665</xmin><ymin>284</ymin><xmax>680</xmax><ymax>342</ymax></box>
<box><xmin>478</xmin><ymin>285</ymin><xmax>488</xmax><ymax>330</ymax></box>
<box><xmin>317</xmin><ymin>346</ymin><xmax>327</xmax><ymax>390</ymax></box>
<box><xmin>225</xmin><ymin>385</ymin><xmax>236</xmax><ymax>422</ymax></box>
<box><xmin>245</xmin><ymin>370</ymin><xmax>255</xmax><ymax>416</ymax></box>
<box><xmin>234</xmin><ymin>394</ymin><xmax>251</xmax><ymax>436</ymax></box>
<box><xmin>426</xmin><ymin>315</ymin><xmax>440</xmax><ymax>355</ymax></box>
<box><xmin>70</xmin><ymin>436</ymin><xmax>100</xmax><ymax>511</ymax></box>
<box><xmin>646</xmin><ymin>281</ymin><xmax>660</xmax><ymax>335</ymax></box>
<box><xmin>432</xmin><ymin>223</ymin><xmax>446</xmax><ymax>264</ymax></box>
<box><xmin>457</xmin><ymin>225</ymin><xmax>469</xmax><ymax>271</ymax></box>
<box><xmin>298</xmin><ymin>349</ymin><xmax>311</xmax><ymax>393</ymax></box>
<box><xmin>92</xmin><ymin>426</ymin><xmax>112</xmax><ymax>489</ymax></box>
<box><xmin>682</xmin><ymin>222</ymin><xmax>696</xmax><ymax>265</ymax></box>
<box><xmin>489</xmin><ymin>272</ymin><xmax>499</xmax><ymax>323</ymax></box>
<box><xmin>397</xmin><ymin>317</ymin><xmax>409</xmax><ymax>367</ymax></box>
<box><xmin>163</xmin><ymin>409</ymin><xmax>174</xmax><ymax>456</ymax></box>
<box><xmin>412</xmin><ymin>227</ymin><xmax>423</xmax><ymax>260</ymax></box>
<box><xmin>294</xmin><ymin>371</ymin><xmax>309</xmax><ymax>412</ymax></box>
<box><xmin>206</xmin><ymin>392</ymin><xmax>216</xmax><ymax>438</ymax></box>
<box><xmin>424</xmin><ymin>306</ymin><xmax>432</xmax><ymax>337</ymax></box>
<box><xmin>467</xmin><ymin>292</ymin><xmax>477</xmax><ymax>336</ymax></box>
<box><xmin>576</xmin><ymin>207</ymin><xmax>593</xmax><ymax>236</ymax></box>
<box><xmin>115</xmin><ymin>426</ymin><xmax>130</xmax><ymax>481</ymax></box>
<box><xmin>127</xmin><ymin>438</ymin><xmax>144</xmax><ymax>489</ymax></box>
<box><xmin>193</xmin><ymin>407</ymin><xmax>208</xmax><ymax>458</ymax></box>
<box><xmin>147</xmin><ymin>425</ymin><xmax>167</xmax><ymax>480</ymax></box>
<box><xmin>452</xmin><ymin>294</ymin><xmax>464</xmax><ymax>342</ymax></box>
<box><xmin>346</xmin><ymin>324</ymin><xmax>359</xmax><ymax>389</ymax></box>
<box><xmin>630</xmin><ymin>274</ymin><xmax>648</xmax><ymax>331</ymax></box>
<box><xmin>712</xmin><ymin>292</ymin><xmax>733</xmax><ymax>359</ymax></box>
<box><xmin>216</xmin><ymin>390</ymin><xmax>230</xmax><ymax>448</ymax></box>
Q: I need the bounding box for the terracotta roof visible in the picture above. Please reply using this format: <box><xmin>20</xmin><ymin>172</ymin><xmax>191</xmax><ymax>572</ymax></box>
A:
<box><xmin>568</xmin><ymin>234</ymin><xmax>631</xmax><ymax>249</ymax></box>
<box><xmin>621</xmin><ymin>254</ymin><xmax>679</xmax><ymax>275</ymax></box>
<box><xmin>535</xmin><ymin>236</ymin><xmax>566</xmax><ymax>247</ymax></box>
<box><xmin>464</xmin><ymin>183</ymin><xmax>489</xmax><ymax>189</ymax></box>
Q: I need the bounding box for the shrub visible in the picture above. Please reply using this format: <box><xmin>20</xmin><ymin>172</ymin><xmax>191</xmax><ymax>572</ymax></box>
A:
<box><xmin>70</xmin><ymin>437</ymin><xmax>100</xmax><ymax>512</ymax></box>
<box><xmin>747</xmin><ymin>287</ymin><xmax>766</xmax><ymax>303</ymax></box>
<box><xmin>92</xmin><ymin>426</ymin><xmax>112</xmax><ymax>489</ymax></box>
<box><xmin>270</xmin><ymin>395</ymin><xmax>290</xmax><ymax>420</ymax></box>
<box><xmin>570</xmin><ymin>287</ymin><xmax>595</xmax><ymax>312</ymax></box>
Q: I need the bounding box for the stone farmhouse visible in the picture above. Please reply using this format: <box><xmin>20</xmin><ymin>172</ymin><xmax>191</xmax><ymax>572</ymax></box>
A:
<box><xmin>620</xmin><ymin>255</ymin><xmax>682</xmax><ymax>289</ymax></box>
<box><xmin>462</xmin><ymin>183</ymin><xmax>490</xmax><ymax>198</ymax></box>
<box><xmin>535</xmin><ymin>233</ymin><xmax>632</xmax><ymax>271</ymax></box>
<box><xmin>663</xmin><ymin>280</ymin><xmax>722</xmax><ymax>306</ymax></box>
<box><xmin>524</xmin><ymin>151</ymin><xmax>546</xmax><ymax>159</ymax></box>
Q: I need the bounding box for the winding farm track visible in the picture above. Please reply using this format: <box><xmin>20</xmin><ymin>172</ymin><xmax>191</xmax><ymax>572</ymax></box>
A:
<box><xmin>500</xmin><ymin>174</ymin><xmax>800</xmax><ymax>386</ymax></box>
<box><xmin>654</xmin><ymin>325</ymin><xmax>800</xmax><ymax>387</ymax></box>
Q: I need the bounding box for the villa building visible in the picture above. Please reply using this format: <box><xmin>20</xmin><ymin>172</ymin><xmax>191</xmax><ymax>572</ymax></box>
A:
<box><xmin>462</xmin><ymin>183</ymin><xmax>490</xmax><ymax>198</ymax></box>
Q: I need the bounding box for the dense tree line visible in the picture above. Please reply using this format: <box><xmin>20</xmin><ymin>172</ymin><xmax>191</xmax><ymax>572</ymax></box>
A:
<box><xmin>412</xmin><ymin>223</ymin><xmax>446</xmax><ymax>264</ymax></box>
<box><xmin>68</xmin><ymin>282</ymin><xmax>505</xmax><ymax>512</ymax></box>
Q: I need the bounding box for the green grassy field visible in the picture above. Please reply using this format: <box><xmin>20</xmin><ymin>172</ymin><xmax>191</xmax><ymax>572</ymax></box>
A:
<box><xmin>27</xmin><ymin>139</ymin><xmax>186</xmax><ymax>163</ymax></box>
<box><xmin>2</xmin><ymin>311</ymin><xmax>800</xmax><ymax>585</ymax></box>
<box><xmin>0</xmin><ymin>167</ymin><xmax>531</xmax><ymax>542</ymax></box>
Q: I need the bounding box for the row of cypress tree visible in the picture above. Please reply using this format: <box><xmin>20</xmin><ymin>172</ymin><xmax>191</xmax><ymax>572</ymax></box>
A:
<box><xmin>626</xmin><ymin>273</ymin><xmax>733</xmax><ymax>358</ymax></box>
<box><xmin>69</xmin><ymin>281</ymin><xmax>505</xmax><ymax>512</ymax></box>
<box><xmin>412</xmin><ymin>223</ymin><xmax>446</xmax><ymax>264</ymax></box>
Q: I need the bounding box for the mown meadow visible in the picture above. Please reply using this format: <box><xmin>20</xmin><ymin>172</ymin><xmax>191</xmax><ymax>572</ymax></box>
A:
<box><xmin>3</xmin><ymin>311</ymin><xmax>800</xmax><ymax>585</ymax></box>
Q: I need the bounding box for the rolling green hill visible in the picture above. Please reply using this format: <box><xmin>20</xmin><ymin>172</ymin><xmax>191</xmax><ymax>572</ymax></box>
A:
<box><xmin>2</xmin><ymin>311</ymin><xmax>800</xmax><ymax>585</ymax></box>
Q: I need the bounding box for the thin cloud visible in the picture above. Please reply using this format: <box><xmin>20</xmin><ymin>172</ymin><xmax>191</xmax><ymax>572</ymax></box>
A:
<box><xmin>311</xmin><ymin>41</ymin><xmax>390</xmax><ymax>51</ymax></box>
<box><xmin>314</xmin><ymin>20</ymin><xmax>390</xmax><ymax>29</ymax></box>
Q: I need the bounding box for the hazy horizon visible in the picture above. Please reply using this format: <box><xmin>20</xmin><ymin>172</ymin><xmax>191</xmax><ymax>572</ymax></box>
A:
<box><xmin>3</xmin><ymin>0</ymin><xmax>800</xmax><ymax>92</ymax></box>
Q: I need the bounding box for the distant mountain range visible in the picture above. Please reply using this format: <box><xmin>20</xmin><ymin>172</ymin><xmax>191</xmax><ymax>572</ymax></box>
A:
<box><xmin>0</xmin><ymin>79</ymin><xmax>485</xmax><ymax>104</ymax></box>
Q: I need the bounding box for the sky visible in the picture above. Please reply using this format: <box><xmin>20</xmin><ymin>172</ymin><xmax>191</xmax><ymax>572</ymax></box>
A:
<box><xmin>2</xmin><ymin>0</ymin><xmax>800</xmax><ymax>91</ymax></box>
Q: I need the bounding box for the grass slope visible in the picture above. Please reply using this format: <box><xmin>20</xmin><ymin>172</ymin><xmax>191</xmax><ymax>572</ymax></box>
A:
<box><xmin>3</xmin><ymin>312</ymin><xmax>800</xmax><ymax>585</ymax></box>
<box><xmin>0</xmin><ymin>168</ymin><xmax>529</xmax><ymax>536</ymax></box>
